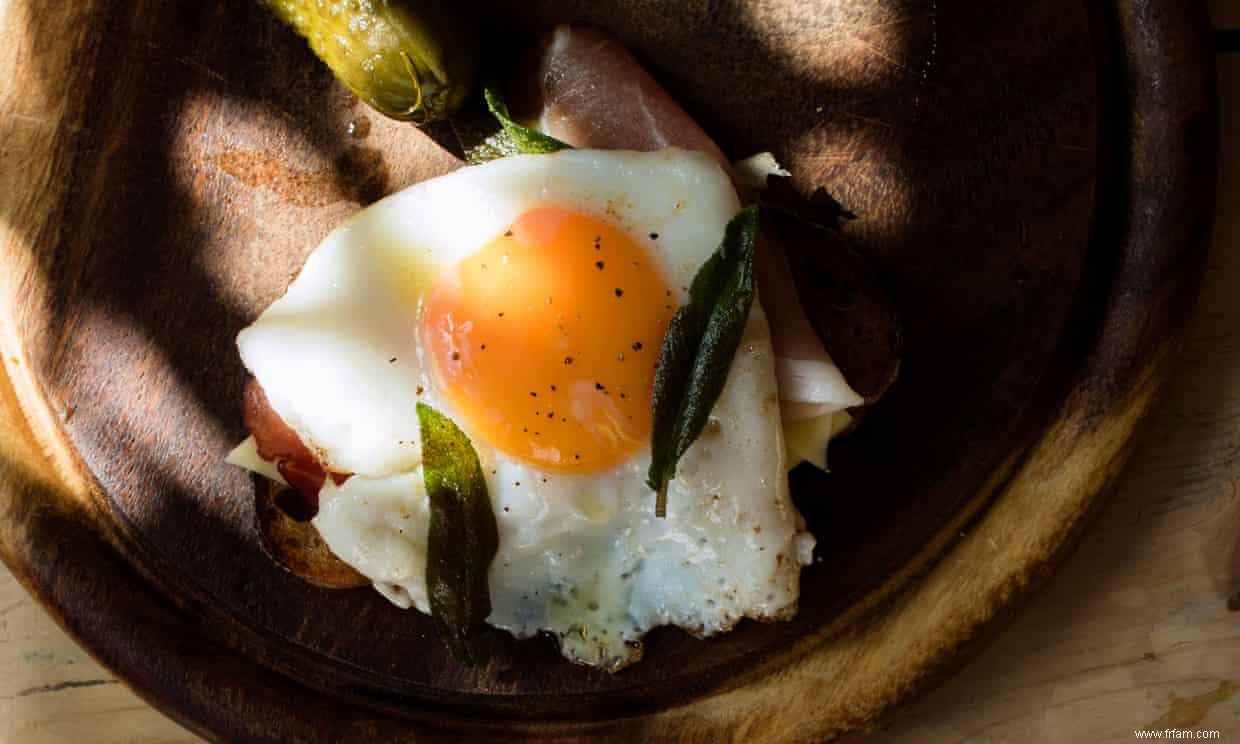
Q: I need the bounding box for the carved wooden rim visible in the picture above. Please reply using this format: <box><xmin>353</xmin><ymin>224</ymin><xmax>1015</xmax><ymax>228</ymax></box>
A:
<box><xmin>0</xmin><ymin>0</ymin><xmax>1216</xmax><ymax>741</ymax></box>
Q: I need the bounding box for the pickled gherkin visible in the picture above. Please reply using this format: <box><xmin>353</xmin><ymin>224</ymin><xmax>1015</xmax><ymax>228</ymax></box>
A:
<box><xmin>262</xmin><ymin>0</ymin><xmax>477</xmax><ymax>123</ymax></box>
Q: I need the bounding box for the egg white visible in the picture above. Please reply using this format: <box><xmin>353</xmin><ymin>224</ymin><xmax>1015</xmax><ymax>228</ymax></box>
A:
<box><xmin>233</xmin><ymin>148</ymin><xmax>815</xmax><ymax>669</ymax></box>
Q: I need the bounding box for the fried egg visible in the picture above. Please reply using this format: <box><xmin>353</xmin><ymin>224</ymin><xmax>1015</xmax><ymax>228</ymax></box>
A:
<box><xmin>231</xmin><ymin>148</ymin><xmax>814</xmax><ymax>669</ymax></box>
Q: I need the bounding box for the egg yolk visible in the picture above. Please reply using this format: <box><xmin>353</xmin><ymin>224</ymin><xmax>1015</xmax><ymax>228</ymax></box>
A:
<box><xmin>422</xmin><ymin>207</ymin><xmax>677</xmax><ymax>472</ymax></box>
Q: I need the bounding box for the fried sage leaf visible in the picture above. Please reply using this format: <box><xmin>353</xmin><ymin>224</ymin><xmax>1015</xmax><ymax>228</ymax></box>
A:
<box><xmin>260</xmin><ymin>0</ymin><xmax>477</xmax><ymax>123</ymax></box>
<box><xmin>417</xmin><ymin>402</ymin><xmax>498</xmax><ymax>664</ymax></box>
<box><xmin>460</xmin><ymin>83</ymin><xmax>571</xmax><ymax>164</ymax></box>
<box><xmin>647</xmin><ymin>206</ymin><xmax>760</xmax><ymax>517</ymax></box>
<box><xmin>759</xmin><ymin>175</ymin><xmax>855</xmax><ymax>233</ymax></box>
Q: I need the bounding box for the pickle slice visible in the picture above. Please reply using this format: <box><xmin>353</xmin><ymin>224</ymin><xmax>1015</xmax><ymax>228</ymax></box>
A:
<box><xmin>261</xmin><ymin>0</ymin><xmax>477</xmax><ymax>123</ymax></box>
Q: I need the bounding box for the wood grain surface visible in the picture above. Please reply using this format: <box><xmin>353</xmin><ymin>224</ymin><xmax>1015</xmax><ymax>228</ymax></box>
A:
<box><xmin>0</xmin><ymin>0</ymin><xmax>1221</xmax><ymax>741</ymax></box>
<box><xmin>6</xmin><ymin>140</ymin><xmax>1239</xmax><ymax>744</ymax></box>
<box><xmin>10</xmin><ymin>50</ymin><xmax>1239</xmax><ymax>735</ymax></box>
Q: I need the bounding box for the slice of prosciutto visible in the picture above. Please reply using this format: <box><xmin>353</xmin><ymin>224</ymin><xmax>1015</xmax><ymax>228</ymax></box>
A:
<box><xmin>228</xmin><ymin>378</ymin><xmax>348</xmax><ymax>519</ymax></box>
<box><xmin>515</xmin><ymin>24</ymin><xmax>863</xmax><ymax>466</ymax></box>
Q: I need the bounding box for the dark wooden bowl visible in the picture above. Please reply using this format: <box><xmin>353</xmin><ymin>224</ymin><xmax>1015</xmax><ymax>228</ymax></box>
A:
<box><xmin>0</xmin><ymin>0</ymin><xmax>1216</xmax><ymax>740</ymax></box>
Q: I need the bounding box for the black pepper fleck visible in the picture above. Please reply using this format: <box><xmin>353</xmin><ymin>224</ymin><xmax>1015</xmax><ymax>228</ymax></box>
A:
<box><xmin>595</xmin><ymin>261</ymin><xmax>605</xmax><ymax>270</ymax></box>
<box><xmin>388</xmin><ymin>357</ymin><xmax>397</xmax><ymax>363</ymax></box>
<box><xmin>649</xmin><ymin>232</ymin><xmax>659</xmax><ymax>240</ymax></box>
<box><xmin>530</xmin><ymin>391</ymin><xmax>538</xmax><ymax>397</ymax></box>
<box><xmin>504</xmin><ymin>229</ymin><xmax>514</xmax><ymax>237</ymax></box>
<box><xmin>564</xmin><ymin>356</ymin><xmax>574</xmax><ymax>365</ymax></box>
<box><xmin>595</xmin><ymin>382</ymin><xmax>605</xmax><ymax>391</ymax></box>
<box><xmin>614</xmin><ymin>288</ymin><xmax>624</xmax><ymax>297</ymax></box>
<box><xmin>632</xmin><ymin>341</ymin><xmax>643</xmax><ymax>351</ymax></box>
<box><xmin>451</xmin><ymin>351</ymin><xmax>460</xmax><ymax>361</ymax></box>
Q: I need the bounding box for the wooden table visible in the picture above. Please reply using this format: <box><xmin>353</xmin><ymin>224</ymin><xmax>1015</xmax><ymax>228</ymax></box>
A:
<box><xmin>2</xmin><ymin>4</ymin><xmax>1237</xmax><ymax>742</ymax></box>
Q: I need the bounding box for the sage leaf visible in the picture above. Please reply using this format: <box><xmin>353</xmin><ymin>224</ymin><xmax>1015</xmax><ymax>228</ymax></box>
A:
<box><xmin>458</xmin><ymin>82</ymin><xmax>571</xmax><ymax>164</ymax></box>
<box><xmin>759</xmin><ymin>176</ymin><xmax>855</xmax><ymax>233</ymax></box>
<box><xmin>418</xmin><ymin>402</ymin><xmax>498</xmax><ymax>664</ymax></box>
<box><xmin>647</xmin><ymin>206</ymin><xmax>760</xmax><ymax>517</ymax></box>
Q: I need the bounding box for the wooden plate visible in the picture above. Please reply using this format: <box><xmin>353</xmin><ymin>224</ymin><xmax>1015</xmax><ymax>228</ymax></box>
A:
<box><xmin>0</xmin><ymin>0</ymin><xmax>1216</xmax><ymax>740</ymax></box>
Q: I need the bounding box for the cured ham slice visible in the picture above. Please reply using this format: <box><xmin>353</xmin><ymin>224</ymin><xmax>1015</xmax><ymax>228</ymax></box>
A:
<box><xmin>231</xmin><ymin>378</ymin><xmax>348</xmax><ymax>519</ymax></box>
